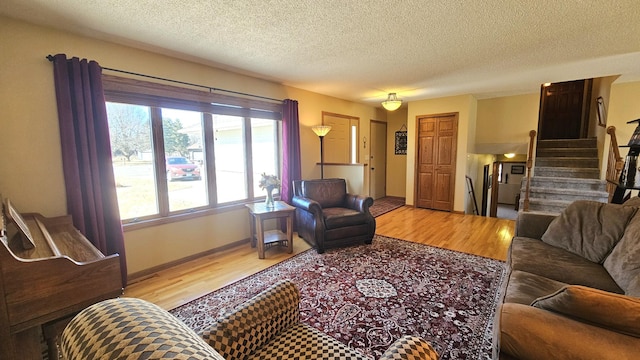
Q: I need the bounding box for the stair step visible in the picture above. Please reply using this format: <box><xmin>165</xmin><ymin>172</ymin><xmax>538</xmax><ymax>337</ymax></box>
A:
<box><xmin>535</xmin><ymin>157</ymin><xmax>599</xmax><ymax>168</ymax></box>
<box><xmin>520</xmin><ymin>198</ymin><xmax>575</xmax><ymax>215</ymax></box>
<box><xmin>534</xmin><ymin>166</ymin><xmax>600</xmax><ymax>179</ymax></box>
<box><xmin>537</xmin><ymin>138</ymin><xmax>597</xmax><ymax>148</ymax></box>
<box><xmin>523</xmin><ymin>177</ymin><xmax>606</xmax><ymax>191</ymax></box>
<box><xmin>536</xmin><ymin>147</ymin><xmax>598</xmax><ymax>158</ymax></box>
<box><xmin>527</xmin><ymin>187</ymin><xmax>609</xmax><ymax>202</ymax></box>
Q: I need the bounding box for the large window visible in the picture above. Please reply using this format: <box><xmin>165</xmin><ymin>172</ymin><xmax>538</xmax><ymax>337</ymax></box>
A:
<box><xmin>103</xmin><ymin>76</ymin><xmax>282</xmax><ymax>225</ymax></box>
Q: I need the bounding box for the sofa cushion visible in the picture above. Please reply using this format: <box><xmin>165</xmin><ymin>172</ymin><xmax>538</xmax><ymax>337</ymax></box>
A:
<box><xmin>540</xmin><ymin>200</ymin><xmax>637</xmax><ymax>263</ymax></box>
<box><xmin>499</xmin><ymin>303</ymin><xmax>640</xmax><ymax>360</ymax></box>
<box><xmin>531</xmin><ymin>285</ymin><xmax>640</xmax><ymax>337</ymax></box>
<box><xmin>509</xmin><ymin>237</ymin><xmax>623</xmax><ymax>293</ymax></box>
<box><xmin>302</xmin><ymin>179</ymin><xmax>346</xmax><ymax>208</ymax></box>
<box><xmin>503</xmin><ymin>270</ymin><xmax>568</xmax><ymax>305</ymax></box>
<box><xmin>251</xmin><ymin>323</ymin><xmax>368</xmax><ymax>359</ymax></box>
<box><xmin>604</xmin><ymin>212</ymin><xmax>640</xmax><ymax>296</ymax></box>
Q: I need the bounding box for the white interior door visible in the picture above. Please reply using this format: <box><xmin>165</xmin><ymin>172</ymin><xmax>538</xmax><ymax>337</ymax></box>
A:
<box><xmin>370</xmin><ymin>121</ymin><xmax>387</xmax><ymax>199</ymax></box>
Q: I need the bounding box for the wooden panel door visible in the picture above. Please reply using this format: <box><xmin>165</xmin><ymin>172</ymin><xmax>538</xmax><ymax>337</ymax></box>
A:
<box><xmin>538</xmin><ymin>79</ymin><xmax>592</xmax><ymax>140</ymax></box>
<box><xmin>416</xmin><ymin>114</ymin><xmax>458</xmax><ymax>211</ymax></box>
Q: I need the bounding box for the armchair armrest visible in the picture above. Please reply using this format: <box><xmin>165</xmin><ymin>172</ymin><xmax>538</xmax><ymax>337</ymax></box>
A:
<box><xmin>204</xmin><ymin>280</ymin><xmax>300</xmax><ymax>360</ymax></box>
<box><xmin>345</xmin><ymin>194</ymin><xmax>374</xmax><ymax>213</ymax></box>
<box><xmin>291</xmin><ymin>195</ymin><xmax>323</xmax><ymax>214</ymax></box>
<box><xmin>380</xmin><ymin>335</ymin><xmax>439</xmax><ymax>360</ymax></box>
<box><xmin>60</xmin><ymin>298</ymin><xmax>225</xmax><ymax>360</ymax></box>
<box><xmin>515</xmin><ymin>212</ymin><xmax>556</xmax><ymax>239</ymax></box>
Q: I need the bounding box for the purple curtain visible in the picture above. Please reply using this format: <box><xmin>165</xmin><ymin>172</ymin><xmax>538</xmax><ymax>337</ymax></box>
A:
<box><xmin>51</xmin><ymin>54</ymin><xmax>127</xmax><ymax>286</ymax></box>
<box><xmin>281</xmin><ymin>99</ymin><xmax>301</xmax><ymax>204</ymax></box>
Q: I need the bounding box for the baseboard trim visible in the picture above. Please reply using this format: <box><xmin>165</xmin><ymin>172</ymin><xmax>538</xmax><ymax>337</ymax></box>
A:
<box><xmin>127</xmin><ymin>238</ymin><xmax>251</xmax><ymax>284</ymax></box>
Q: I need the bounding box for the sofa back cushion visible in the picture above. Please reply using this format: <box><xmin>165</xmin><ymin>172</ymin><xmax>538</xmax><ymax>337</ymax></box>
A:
<box><xmin>604</xmin><ymin>211</ymin><xmax>640</xmax><ymax>296</ymax></box>
<box><xmin>540</xmin><ymin>200</ymin><xmax>637</xmax><ymax>263</ymax></box>
<box><xmin>302</xmin><ymin>178</ymin><xmax>346</xmax><ymax>208</ymax></box>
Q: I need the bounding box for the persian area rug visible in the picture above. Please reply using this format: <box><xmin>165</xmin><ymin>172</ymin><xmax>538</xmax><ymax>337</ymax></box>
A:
<box><xmin>369</xmin><ymin>197</ymin><xmax>405</xmax><ymax>217</ymax></box>
<box><xmin>170</xmin><ymin>235</ymin><xmax>506</xmax><ymax>360</ymax></box>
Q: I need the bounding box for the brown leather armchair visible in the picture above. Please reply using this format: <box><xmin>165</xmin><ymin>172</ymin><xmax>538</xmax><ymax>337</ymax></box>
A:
<box><xmin>291</xmin><ymin>178</ymin><xmax>375</xmax><ymax>253</ymax></box>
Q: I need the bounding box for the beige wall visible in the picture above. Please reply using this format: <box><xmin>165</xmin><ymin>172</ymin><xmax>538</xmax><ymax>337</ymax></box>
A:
<box><xmin>605</xmin><ymin>81</ymin><xmax>640</xmax><ymax>174</ymax></box>
<box><xmin>0</xmin><ymin>17</ymin><xmax>383</xmax><ymax>275</ymax></box>
<box><xmin>475</xmin><ymin>93</ymin><xmax>540</xmax><ymax>152</ymax></box>
<box><xmin>385</xmin><ymin>107</ymin><xmax>408</xmax><ymax>197</ymax></box>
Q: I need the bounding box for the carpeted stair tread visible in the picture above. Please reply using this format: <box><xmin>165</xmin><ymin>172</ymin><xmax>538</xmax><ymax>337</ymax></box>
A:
<box><xmin>536</xmin><ymin>138</ymin><xmax>597</xmax><ymax>148</ymax></box>
<box><xmin>535</xmin><ymin>147</ymin><xmax>598</xmax><ymax>157</ymax></box>
<box><xmin>533</xmin><ymin>166</ymin><xmax>600</xmax><ymax>179</ymax></box>
<box><xmin>535</xmin><ymin>157</ymin><xmax>599</xmax><ymax>168</ymax></box>
<box><xmin>528</xmin><ymin>186</ymin><xmax>608</xmax><ymax>197</ymax></box>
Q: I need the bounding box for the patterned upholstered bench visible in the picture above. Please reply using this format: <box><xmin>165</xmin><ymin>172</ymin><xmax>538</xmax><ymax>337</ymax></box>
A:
<box><xmin>61</xmin><ymin>280</ymin><xmax>438</xmax><ymax>360</ymax></box>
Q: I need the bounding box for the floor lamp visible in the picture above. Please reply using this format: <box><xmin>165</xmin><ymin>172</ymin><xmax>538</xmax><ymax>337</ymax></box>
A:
<box><xmin>312</xmin><ymin>125</ymin><xmax>332</xmax><ymax>179</ymax></box>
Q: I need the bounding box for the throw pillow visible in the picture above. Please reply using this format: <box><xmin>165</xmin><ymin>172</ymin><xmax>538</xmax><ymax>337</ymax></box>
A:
<box><xmin>531</xmin><ymin>285</ymin><xmax>640</xmax><ymax>337</ymax></box>
<box><xmin>623</xmin><ymin>196</ymin><xmax>640</xmax><ymax>208</ymax></box>
<box><xmin>604</xmin><ymin>211</ymin><xmax>640</xmax><ymax>296</ymax></box>
<box><xmin>540</xmin><ymin>200</ymin><xmax>637</xmax><ymax>263</ymax></box>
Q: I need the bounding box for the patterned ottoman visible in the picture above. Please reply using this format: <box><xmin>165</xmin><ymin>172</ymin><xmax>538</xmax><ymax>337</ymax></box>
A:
<box><xmin>60</xmin><ymin>280</ymin><xmax>438</xmax><ymax>360</ymax></box>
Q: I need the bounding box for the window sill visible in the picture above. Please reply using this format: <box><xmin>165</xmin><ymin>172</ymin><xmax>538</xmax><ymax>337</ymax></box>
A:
<box><xmin>122</xmin><ymin>202</ymin><xmax>257</xmax><ymax>232</ymax></box>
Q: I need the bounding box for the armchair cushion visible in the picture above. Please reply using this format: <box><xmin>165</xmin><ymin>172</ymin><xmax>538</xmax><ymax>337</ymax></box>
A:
<box><xmin>540</xmin><ymin>200</ymin><xmax>637</xmax><ymax>263</ymax></box>
<box><xmin>531</xmin><ymin>285</ymin><xmax>640</xmax><ymax>337</ymax></box>
<box><xmin>323</xmin><ymin>207</ymin><xmax>368</xmax><ymax>229</ymax></box>
<box><xmin>301</xmin><ymin>178</ymin><xmax>346</xmax><ymax>208</ymax></box>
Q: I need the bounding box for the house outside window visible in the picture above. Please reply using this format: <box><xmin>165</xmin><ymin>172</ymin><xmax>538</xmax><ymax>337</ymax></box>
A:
<box><xmin>103</xmin><ymin>75</ymin><xmax>282</xmax><ymax>226</ymax></box>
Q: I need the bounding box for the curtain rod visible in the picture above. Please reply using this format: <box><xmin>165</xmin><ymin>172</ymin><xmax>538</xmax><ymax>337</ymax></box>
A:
<box><xmin>46</xmin><ymin>55</ymin><xmax>283</xmax><ymax>103</ymax></box>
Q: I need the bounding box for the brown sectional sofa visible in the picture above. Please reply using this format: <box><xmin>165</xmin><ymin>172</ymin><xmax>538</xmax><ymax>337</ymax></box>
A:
<box><xmin>495</xmin><ymin>200</ymin><xmax>640</xmax><ymax>359</ymax></box>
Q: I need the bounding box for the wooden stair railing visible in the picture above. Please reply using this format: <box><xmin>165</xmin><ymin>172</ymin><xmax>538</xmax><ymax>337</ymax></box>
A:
<box><xmin>606</xmin><ymin>126</ymin><xmax>624</xmax><ymax>202</ymax></box>
<box><xmin>523</xmin><ymin>130</ymin><xmax>537</xmax><ymax>212</ymax></box>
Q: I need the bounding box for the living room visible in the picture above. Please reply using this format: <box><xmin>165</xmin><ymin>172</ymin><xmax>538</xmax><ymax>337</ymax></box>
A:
<box><xmin>1</xmin><ymin>2</ymin><xmax>640</xmax><ymax>358</ymax></box>
<box><xmin>2</xmin><ymin>2</ymin><xmax>640</xmax><ymax>279</ymax></box>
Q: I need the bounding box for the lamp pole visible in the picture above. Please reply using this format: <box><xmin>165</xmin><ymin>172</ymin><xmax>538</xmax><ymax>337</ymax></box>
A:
<box><xmin>311</xmin><ymin>125</ymin><xmax>332</xmax><ymax>180</ymax></box>
<box><xmin>319</xmin><ymin>135</ymin><xmax>325</xmax><ymax>179</ymax></box>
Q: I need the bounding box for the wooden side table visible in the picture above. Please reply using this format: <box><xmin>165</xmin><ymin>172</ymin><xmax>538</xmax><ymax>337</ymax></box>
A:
<box><xmin>245</xmin><ymin>201</ymin><xmax>295</xmax><ymax>259</ymax></box>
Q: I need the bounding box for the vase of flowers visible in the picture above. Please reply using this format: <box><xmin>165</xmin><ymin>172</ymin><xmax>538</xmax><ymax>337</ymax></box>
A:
<box><xmin>259</xmin><ymin>173</ymin><xmax>281</xmax><ymax>208</ymax></box>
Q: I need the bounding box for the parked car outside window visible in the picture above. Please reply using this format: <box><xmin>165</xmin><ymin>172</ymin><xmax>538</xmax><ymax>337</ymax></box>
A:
<box><xmin>166</xmin><ymin>156</ymin><xmax>201</xmax><ymax>181</ymax></box>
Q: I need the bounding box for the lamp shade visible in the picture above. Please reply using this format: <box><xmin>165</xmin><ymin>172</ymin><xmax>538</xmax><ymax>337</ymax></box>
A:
<box><xmin>312</xmin><ymin>125</ymin><xmax>332</xmax><ymax>137</ymax></box>
<box><xmin>382</xmin><ymin>93</ymin><xmax>402</xmax><ymax>111</ymax></box>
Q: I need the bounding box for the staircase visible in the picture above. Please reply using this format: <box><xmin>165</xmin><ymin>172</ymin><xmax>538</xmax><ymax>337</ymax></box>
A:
<box><xmin>520</xmin><ymin>138</ymin><xmax>609</xmax><ymax>214</ymax></box>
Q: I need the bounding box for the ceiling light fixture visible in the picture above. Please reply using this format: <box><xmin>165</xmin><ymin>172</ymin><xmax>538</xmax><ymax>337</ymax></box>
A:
<box><xmin>382</xmin><ymin>93</ymin><xmax>402</xmax><ymax>111</ymax></box>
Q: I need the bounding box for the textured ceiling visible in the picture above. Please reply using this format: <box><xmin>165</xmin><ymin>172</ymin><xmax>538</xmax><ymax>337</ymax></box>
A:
<box><xmin>2</xmin><ymin>0</ymin><xmax>640</xmax><ymax>105</ymax></box>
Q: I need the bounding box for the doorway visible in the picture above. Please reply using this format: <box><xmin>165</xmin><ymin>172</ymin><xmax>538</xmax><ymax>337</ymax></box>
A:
<box><xmin>370</xmin><ymin>120</ymin><xmax>387</xmax><ymax>199</ymax></box>
<box><xmin>415</xmin><ymin>113</ymin><xmax>458</xmax><ymax>211</ymax></box>
<box><xmin>538</xmin><ymin>79</ymin><xmax>592</xmax><ymax>140</ymax></box>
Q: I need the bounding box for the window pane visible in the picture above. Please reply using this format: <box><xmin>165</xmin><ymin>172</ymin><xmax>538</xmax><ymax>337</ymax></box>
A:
<box><xmin>162</xmin><ymin>108</ymin><xmax>208</xmax><ymax>211</ymax></box>
<box><xmin>106</xmin><ymin>102</ymin><xmax>158</xmax><ymax>220</ymax></box>
<box><xmin>251</xmin><ymin>118</ymin><xmax>279</xmax><ymax>197</ymax></box>
<box><xmin>213</xmin><ymin>115</ymin><xmax>247</xmax><ymax>203</ymax></box>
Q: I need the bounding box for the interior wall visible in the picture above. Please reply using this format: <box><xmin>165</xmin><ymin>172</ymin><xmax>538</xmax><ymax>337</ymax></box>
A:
<box><xmin>476</xmin><ymin>93</ymin><xmax>539</xmax><ymax>152</ymax></box>
<box><xmin>604</xmin><ymin>81</ymin><xmax>640</xmax><ymax>182</ymax></box>
<box><xmin>385</xmin><ymin>107</ymin><xmax>408</xmax><ymax>197</ymax></box>
<box><xmin>0</xmin><ymin>16</ymin><xmax>381</xmax><ymax>275</ymax></box>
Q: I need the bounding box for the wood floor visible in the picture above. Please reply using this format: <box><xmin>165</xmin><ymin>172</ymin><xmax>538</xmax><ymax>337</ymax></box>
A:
<box><xmin>123</xmin><ymin>206</ymin><xmax>515</xmax><ymax>310</ymax></box>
